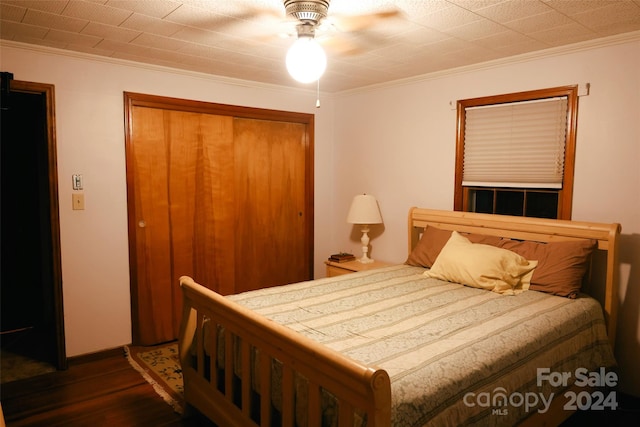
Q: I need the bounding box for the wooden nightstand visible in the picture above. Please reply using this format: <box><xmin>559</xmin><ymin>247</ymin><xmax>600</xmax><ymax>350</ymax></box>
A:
<box><xmin>325</xmin><ymin>259</ymin><xmax>392</xmax><ymax>277</ymax></box>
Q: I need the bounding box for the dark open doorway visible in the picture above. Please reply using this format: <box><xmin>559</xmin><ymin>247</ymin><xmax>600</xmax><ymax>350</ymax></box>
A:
<box><xmin>1</xmin><ymin>73</ymin><xmax>66</xmax><ymax>380</ymax></box>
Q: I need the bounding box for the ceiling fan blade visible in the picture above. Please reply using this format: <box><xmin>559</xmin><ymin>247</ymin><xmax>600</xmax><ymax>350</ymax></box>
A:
<box><xmin>318</xmin><ymin>35</ymin><xmax>364</xmax><ymax>56</ymax></box>
<box><xmin>329</xmin><ymin>9</ymin><xmax>402</xmax><ymax>33</ymax></box>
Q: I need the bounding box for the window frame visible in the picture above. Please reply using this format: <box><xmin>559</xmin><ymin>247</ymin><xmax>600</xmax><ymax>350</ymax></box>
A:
<box><xmin>454</xmin><ymin>85</ymin><xmax>579</xmax><ymax>220</ymax></box>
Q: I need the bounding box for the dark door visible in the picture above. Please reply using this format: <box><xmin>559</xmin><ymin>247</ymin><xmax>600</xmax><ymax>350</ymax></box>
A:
<box><xmin>0</xmin><ymin>74</ymin><xmax>66</xmax><ymax>370</ymax></box>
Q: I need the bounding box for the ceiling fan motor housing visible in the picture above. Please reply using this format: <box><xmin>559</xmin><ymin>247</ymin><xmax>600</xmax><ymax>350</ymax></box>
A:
<box><xmin>284</xmin><ymin>0</ymin><xmax>330</xmax><ymax>25</ymax></box>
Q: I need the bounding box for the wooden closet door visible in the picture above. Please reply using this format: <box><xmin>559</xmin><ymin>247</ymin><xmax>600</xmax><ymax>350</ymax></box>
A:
<box><xmin>129</xmin><ymin>107</ymin><xmax>235</xmax><ymax>345</ymax></box>
<box><xmin>129</xmin><ymin>106</ymin><xmax>174</xmax><ymax>344</ymax></box>
<box><xmin>234</xmin><ymin>118</ymin><xmax>310</xmax><ymax>292</ymax></box>
<box><xmin>126</xmin><ymin>93</ymin><xmax>314</xmax><ymax>345</ymax></box>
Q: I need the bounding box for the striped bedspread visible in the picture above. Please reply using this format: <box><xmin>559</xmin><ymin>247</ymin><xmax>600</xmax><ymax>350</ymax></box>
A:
<box><xmin>226</xmin><ymin>264</ymin><xmax>616</xmax><ymax>426</ymax></box>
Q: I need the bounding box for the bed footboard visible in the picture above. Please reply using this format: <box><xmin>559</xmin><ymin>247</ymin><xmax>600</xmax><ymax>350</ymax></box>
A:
<box><xmin>178</xmin><ymin>276</ymin><xmax>392</xmax><ymax>427</ymax></box>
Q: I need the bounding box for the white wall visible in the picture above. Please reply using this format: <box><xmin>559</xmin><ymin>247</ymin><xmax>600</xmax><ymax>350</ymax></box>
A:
<box><xmin>332</xmin><ymin>40</ymin><xmax>640</xmax><ymax>397</ymax></box>
<box><xmin>0</xmin><ymin>43</ymin><xmax>336</xmax><ymax>357</ymax></box>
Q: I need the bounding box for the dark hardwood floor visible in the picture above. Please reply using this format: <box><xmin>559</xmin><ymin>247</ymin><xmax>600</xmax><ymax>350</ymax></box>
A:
<box><xmin>1</xmin><ymin>347</ymin><xmax>215</xmax><ymax>427</ymax></box>
<box><xmin>2</xmin><ymin>346</ymin><xmax>638</xmax><ymax>426</ymax></box>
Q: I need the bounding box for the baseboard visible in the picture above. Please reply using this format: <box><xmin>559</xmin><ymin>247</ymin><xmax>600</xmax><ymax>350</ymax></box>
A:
<box><xmin>67</xmin><ymin>346</ymin><xmax>126</xmax><ymax>366</ymax></box>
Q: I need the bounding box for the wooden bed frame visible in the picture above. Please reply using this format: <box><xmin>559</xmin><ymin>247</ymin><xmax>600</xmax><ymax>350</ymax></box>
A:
<box><xmin>178</xmin><ymin>208</ymin><xmax>621</xmax><ymax>427</ymax></box>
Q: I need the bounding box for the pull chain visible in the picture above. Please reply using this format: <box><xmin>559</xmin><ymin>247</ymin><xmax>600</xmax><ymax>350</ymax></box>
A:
<box><xmin>316</xmin><ymin>78</ymin><xmax>321</xmax><ymax>108</ymax></box>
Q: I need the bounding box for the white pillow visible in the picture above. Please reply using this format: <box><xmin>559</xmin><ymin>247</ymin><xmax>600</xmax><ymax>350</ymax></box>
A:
<box><xmin>424</xmin><ymin>231</ymin><xmax>538</xmax><ymax>295</ymax></box>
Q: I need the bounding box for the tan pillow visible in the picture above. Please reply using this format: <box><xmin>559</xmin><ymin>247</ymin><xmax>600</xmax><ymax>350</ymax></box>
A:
<box><xmin>424</xmin><ymin>231</ymin><xmax>538</xmax><ymax>295</ymax></box>
<box><xmin>406</xmin><ymin>225</ymin><xmax>502</xmax><ymax>268</ymax></box>
<box><xmin>406</xmin><ymin>225</ymin><xmax>452</xmax><ymax>268</ymax></box>
<box><xmin>497</xmin><ymin>239</ymin><xmax>597</xmax><ymax>298</ymax></box>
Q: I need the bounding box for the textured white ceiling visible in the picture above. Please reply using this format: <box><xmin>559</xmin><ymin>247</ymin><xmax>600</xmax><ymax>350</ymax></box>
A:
<box><xmin>2</xmin><ymin>0</ymin><xmax>640</xmax><ymax>92</ymax></box>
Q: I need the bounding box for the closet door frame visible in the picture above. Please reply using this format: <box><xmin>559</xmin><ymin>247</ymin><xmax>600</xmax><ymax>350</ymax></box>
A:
<box><xmin>123</xmin><ymin>92</ymin><xmax>314</xmax><ymax>344</ymax></box>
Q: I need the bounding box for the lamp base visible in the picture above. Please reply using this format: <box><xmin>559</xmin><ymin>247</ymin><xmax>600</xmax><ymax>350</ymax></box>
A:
<box><xmin>358</xmin><ymin>226</ymin><xmax>374</xmax><ymax>264</ymax></box>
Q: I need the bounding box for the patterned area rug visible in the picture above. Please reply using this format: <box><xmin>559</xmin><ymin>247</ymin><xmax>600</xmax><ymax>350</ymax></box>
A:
<box><xmin>125</xmin><ymin>342</ymin><xmax>184</xmax><ymax>413</ymax></box>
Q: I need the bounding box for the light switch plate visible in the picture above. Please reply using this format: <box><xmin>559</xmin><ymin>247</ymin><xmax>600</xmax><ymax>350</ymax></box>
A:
<box><xmin>72</xmin><ymin>193</ymin><xmax>85</xmax><ymax>210</ymax></box>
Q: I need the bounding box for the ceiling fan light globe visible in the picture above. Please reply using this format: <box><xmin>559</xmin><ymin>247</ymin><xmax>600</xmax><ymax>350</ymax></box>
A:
<box><xmin>286</xmin><ymin>37</ymin><xmax>327</xmax><ymax>83</ymax></box>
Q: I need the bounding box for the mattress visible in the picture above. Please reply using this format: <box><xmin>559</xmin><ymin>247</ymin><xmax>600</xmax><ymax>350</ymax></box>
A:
<box><xmin>219</xmin><ymin>264</ymin><xmax>616</xmax><ymax>426</ymax></box>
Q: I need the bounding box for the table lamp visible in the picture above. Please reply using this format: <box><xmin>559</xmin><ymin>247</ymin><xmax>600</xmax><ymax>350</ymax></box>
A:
<box><xmin>347</xmin><ymin>194</ymin><xmax>383</xmax><ymax>264</ymax></box>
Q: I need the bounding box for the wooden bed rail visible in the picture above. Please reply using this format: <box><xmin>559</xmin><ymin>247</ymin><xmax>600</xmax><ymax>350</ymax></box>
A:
<box><xmin>178</xmin><ymin>276</ymin><xmax>392</xmax><ymax>427</ymax></box>
<box><xmin>407</xmin><ymin>207</ymin><xmax>621</xmax><ymax>347</ymax></box>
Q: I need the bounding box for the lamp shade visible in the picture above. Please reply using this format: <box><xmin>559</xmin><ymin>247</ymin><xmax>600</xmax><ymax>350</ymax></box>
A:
<box><xmin>286</xmin><ymin>37</ymin><xmax>327</xmax><ymax>83</ymax></box>
<box><xmin>347</xmin><ymin>194</ymin><xmax>383</xmax><ymax>224</ymax></box>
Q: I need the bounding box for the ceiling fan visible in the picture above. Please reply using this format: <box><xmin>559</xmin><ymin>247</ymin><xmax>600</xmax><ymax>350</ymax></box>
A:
<box><xmin>278</xmin><ymin>0</ymin><xmax>401</xmax><ymax>83</ymax></box>
<box><xmin>282</xmin><ymin>0</ymin><xmax>400</xmax><ymax>39</ymax></box>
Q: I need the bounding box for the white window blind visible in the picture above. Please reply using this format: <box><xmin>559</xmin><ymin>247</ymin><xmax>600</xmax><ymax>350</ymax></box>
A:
<box><xmin>462</xmin><ymin>96</ymin><xmax>568</xmax><ymax>189</ymax></box>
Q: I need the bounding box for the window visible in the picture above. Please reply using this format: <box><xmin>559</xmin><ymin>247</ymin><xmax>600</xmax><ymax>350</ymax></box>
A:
<box><xmin>454</xmin><ymin>86</ymin><xmax>579</xmax><ymax>220</ymax></box>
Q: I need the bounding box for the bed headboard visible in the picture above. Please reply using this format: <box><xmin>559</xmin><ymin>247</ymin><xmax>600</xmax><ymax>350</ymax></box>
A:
<box><xmin>407</xmin><ymin>207</ymin><xmax>621</xmax><ymax>347</ymax></box>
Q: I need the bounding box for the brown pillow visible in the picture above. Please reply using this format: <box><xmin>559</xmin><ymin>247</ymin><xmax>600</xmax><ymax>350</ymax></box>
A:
<box><xmin>406</xmin><ymin>225</ymin><xmax>502</xmax><ymax>268</ymax></box>
<box><xmin>497</xmin><ymin>239</ymin><xmax>597</xmax><ymax>298</ymax></box>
